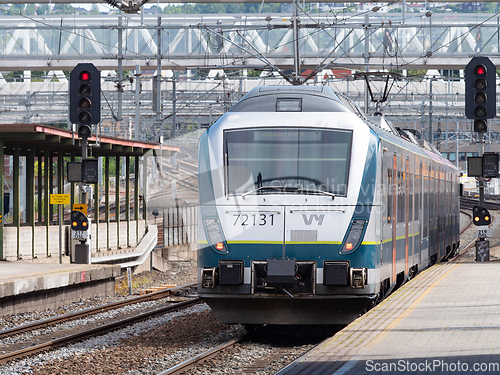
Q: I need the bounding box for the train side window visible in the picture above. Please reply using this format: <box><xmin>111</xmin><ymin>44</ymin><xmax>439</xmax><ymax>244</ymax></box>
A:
<box><xmin>413</xmin><ymin>174</ymin><xmax>422</xmax><ymax>220</ymax></box>
<box><xmin>398</xmin><ymin>170</ymin><xmax>405</xmax><ymax>223</ymax></box>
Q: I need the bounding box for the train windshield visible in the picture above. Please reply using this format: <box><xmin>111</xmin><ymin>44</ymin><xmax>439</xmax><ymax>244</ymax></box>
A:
<box><xmin>224</xmin><ymin>127</ymin><xmax>352</xmax><ymax>196</ymax></box>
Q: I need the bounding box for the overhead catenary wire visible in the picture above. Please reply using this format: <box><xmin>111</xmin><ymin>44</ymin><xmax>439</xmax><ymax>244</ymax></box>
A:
<box><xmin>0</xmin><ymin>5</ymin><xmax>494</xmax><ymax>130</ymax></box>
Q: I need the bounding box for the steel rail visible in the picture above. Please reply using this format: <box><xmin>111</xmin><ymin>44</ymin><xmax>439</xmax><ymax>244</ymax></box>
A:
<box><xmin>157</xmin><ymin>335</ymin><xmax>245</xmax><ymax>375</ymax></box>
<box><xmin>0</xmin><ymin>283</ymin><xmax>196</xmax><ymax>340</ymax></box>
<box><xmin>460</xmin><ymin>209</ymin><xmax>473</xmax><ymax>235</ymax></box>
<box><xmin>448</xmin><ymin>208</ymin><xmax>482</xmax><ymax>262</ymax></box>
<box><xmin>461</xmin><ymin>197</ymin><xmax>500</xmax><ymax>211</ymax></box>
<box><xmin>0</xmin><ymin>296</ymin><xmax>201</xmax><ymax>364</ymax></box>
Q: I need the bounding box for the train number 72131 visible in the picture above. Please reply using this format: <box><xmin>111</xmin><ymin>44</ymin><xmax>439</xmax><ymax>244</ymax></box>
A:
<box><xmin>233</xmin><ymin>213</ymin><xmax>274</xmax><ymax>226</ymax></box>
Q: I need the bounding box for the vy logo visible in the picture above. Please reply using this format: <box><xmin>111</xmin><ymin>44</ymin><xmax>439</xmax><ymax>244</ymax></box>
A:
<box><xmin>302</xmin><ymin>214</ymin><xmax>325</xmax><ymax>225</ymax></box>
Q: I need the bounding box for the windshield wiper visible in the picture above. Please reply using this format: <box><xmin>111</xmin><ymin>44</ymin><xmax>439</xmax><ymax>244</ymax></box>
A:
<box><xmin>241</xmin><ymin>186</ymin><xmax>335</xmax><ymax>199</ymax></box>
<box><xmin>241</xmin><ymin>186</ymin><xmax>288</xmax><ymax>198</ymax></box>
<box><xmin>295</xmin><ymin>188</ymin><xmax>336</xmax><ymax>199</ymax></box>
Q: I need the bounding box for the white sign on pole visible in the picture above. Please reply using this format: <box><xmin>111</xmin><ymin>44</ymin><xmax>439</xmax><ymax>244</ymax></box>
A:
<box><xmin>476</xmin><ymin>225</ymin><xmax>490</xmax><ymax>238</ymax></box>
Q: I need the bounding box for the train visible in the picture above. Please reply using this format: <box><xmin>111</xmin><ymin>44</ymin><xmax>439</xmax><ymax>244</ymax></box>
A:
<box><xmin>197</xmin><ymin>85</ymin><xmax>460</xmax><ymax>325</ymax></box>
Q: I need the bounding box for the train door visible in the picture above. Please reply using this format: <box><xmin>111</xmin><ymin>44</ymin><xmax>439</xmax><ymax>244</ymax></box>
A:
<box><xmin>443</xmin><ymin>170</ymin><xmax>447</xmax><ymax>257</ymax></box>
<box><xmin>392</xmin><ymin>154</ymin><xmax>397</xmax><ymax>282</ymax></box>
<box><xmin>417</xmin><ymin>162</ymin><xmax>423</xmax><ymax>267</ymax></box>
<box><xmin>430</xmin><ymin>166</ymin><xmax>436</xmax><ymax>260</ymax></box>
<box><xmin>382</xmin><ymin>151</ymin><xmax>394</xmax><ymax>284</ymax></box>
<box><xmin>422</xmin><ymin>163</ymin><xmax>430</xmax><ymax>265</ymax></box>
<box><xmin>405</xmin><ymin>158</ymin><xmax>410</xmax><ymax>276</ymax></box>
<box><xmin>450</xmin><ymin>173</ymin><xmax>456</xmax><ymax>246</ymax></box>
<box><xmin>438</xmin><ymin>170</ymin><xmax>441</xmax><ymax>258</ymax></box>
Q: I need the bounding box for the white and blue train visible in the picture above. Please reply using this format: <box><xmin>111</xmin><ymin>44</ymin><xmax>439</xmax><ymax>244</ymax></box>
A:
<box><xmin>198</xmin><ymin>86</ymin><xmax>460</xmax><ymax>325</ymax></box>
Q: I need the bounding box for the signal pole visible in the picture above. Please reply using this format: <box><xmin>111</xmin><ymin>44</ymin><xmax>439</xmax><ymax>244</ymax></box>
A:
<box><xmin>69</xmin><ymin>63</ymin><xmax>101</xmax><ymax>263</ymax></box>
<box><xmin>465</xmin><ymin>57</ymin><xmax>497</xmax><ymax>262</ymax></box>
<box><xmin>429</xmin><ymin>77</ymin><xmax>433</xmax><ymax>144</ymax></box>
<box><xmin>478</xmin><ymin>132</ymin><xmax>485</xmax><ymax>206</ymax></box>
<box><xmin>81</xmin><ymin>135</ymin><xmax>88</xmax><ymax>205</ymax></box>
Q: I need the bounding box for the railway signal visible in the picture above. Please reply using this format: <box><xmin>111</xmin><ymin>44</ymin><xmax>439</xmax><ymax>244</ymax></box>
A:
<box><xmin>473</xmin><ymin>205</ymin><xmax>491</xmax><ymax>226</ymax></box>
<box><xmin>473</xmin><ymin>205</ymin><xmax>491</xmax><ymax>262</ymax></box>
<box><xmin>70</xmin><ymin>210</ymin><xmax>89</xmax><ymax>231</ymax></box>
<box><xmin>69</xmin><ymin>63</ymin><xmax>101</xmax><ymax>139</ymax></box>
<box><xmin>465</xmin><ymin>57</ymin><xmax>496</xmax><ymax>133</ymax></box>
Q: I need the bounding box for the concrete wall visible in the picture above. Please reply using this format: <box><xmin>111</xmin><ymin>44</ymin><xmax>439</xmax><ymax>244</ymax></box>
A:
<box><xmin>0</xmin><ymin>264</ymin><xmax>120</xmax><ymax>315</ymax></box>
<box><xmin>3</xmin><ymin>220</ymin><xmax>147</xmax><ymax>261</ymax></box>
<box><xmin>1</xmin><ymin>279</ymin><xmax>116</xmax><ymax>315</ymax></box>
<box><xmin>161</xmin><ymin>243</ymin><xmax>197</xmax><ymax>262</ymax></box>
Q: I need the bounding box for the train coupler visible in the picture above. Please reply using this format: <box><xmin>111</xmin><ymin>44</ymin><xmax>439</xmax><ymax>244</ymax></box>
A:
<box><xmin>202</xmin><ymin>267</ymin><xmax>218</xmax><ymax>288</ymax></box>
<box><xmin>350</xmin><ymin>268</ymin><xmax>367</xmax><ymax>289</ymax></box>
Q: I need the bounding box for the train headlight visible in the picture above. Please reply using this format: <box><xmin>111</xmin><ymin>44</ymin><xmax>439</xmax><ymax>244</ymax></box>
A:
<box><xmin>340</xmin><ymin>219</ymin><xmax>367</xmax><ymax>254</ymax></box>
<box><xmin>203</xmin><ymin>217</ymin><xmax>228</xmax><ymax>254</ymax></box>
<box><xmin>276</xmin><ymin>98</ymin><xmax>302</xmax><ymax>112</ymax></box>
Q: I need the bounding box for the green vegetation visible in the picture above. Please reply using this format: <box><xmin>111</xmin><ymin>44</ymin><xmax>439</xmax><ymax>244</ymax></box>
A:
<box><xmin>115</xmin><ymin>274</ymin><xmax>152</xmax><ymax>296</ymax></box>
<box><xmin>0</xmin><ymin>3</ymin><xmax>282</xmax><ymax>16</ymax></box>
<box><xmin>1</xmin><ymin>2</ymin><xmax>499</xmax><ymax>16</ymax></box>
<box><xmin>407</xmin><ymin>70</ymin><xmax>428</xmax><ymax>79</ymax></box>
<box><xmin>247</xmin><ymin>70</ymin><xmax>263</xmax><ymax>77</ymax></box>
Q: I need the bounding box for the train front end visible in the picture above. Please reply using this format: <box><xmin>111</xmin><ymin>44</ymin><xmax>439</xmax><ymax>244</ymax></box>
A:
<box><xmin>198</xmin><ymin>86</ymin><xmax>381</xmax><ymax>325</ymax></box>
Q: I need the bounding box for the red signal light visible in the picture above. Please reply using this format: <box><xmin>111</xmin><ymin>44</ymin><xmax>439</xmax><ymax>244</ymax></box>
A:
<box><xmin>475</xmin><ymin>65</ymin><xmax>486</xmax><ymax>76</ymax></box>
<box><xmin>80</xmin><ymin>71</ymin><xmax>90</xmax><ymax>81</ymax></box>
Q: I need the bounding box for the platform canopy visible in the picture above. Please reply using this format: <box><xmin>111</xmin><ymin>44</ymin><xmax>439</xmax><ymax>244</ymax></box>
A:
<box><xmin>0</xmin><ymin>123</ymin><xmax>178</xmax><ymax>157</ymax></box>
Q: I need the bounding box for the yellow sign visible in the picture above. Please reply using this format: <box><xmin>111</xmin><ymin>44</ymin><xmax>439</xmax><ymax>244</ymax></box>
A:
<box><xmin>73</xmin><ymin>203</ymin><xmax>88</xmax><ymax>216</ymax></box>
<box><xmin>50</xmin><ymin>194</ymin><xmax>70</xmax><ymax>205</ymax></box>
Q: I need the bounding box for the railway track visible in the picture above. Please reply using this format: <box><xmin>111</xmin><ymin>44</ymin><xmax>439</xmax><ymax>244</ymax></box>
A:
<box><xmin>0</xmin><ymin>284</ymin><xmax>199</xmax><ymax>365</ymax></box>
<box><xmin>158</xmin><ymin>335</ymin><xmax>246</xmax><ymax>375</ymax></box>
<box><xmin>460</xmin><ymin>196</ymin><xmax>500</xmax><ymax>210</ymax></box>
<box><xmin>154</xmin><ymin>324</ymin><xmax>337</xmax><ymax>375</ymax></box>
<box><xmin>460</xmin><ymin>209</ymin><xmax>473</xmax><ymax>235</ymax></box>
<box><xmin>449</xmin><ymin>206</ymin><xmax>488</xmax><ymax>262</ymax></box>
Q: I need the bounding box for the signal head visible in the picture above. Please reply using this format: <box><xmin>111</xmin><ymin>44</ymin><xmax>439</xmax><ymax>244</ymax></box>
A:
<box><xmin>475</xmin><ymin>92</ymin><xmax>486</xmax><ymax>104</ymax></box>
<box><xmin>474</xmin><ymin>106</ymin><xmax>487</xmax><ymax>118</ymax></box>
<box><xmin>70</xmin><ymin>210</ymin><xmax>89</xmax><ymax>231</ymax></box>
<box><xmin>78</xmin><ymin>112</ymin><xmax>91</xmax><ymax>125</ymax></box>
<box><xmin>465</xmin><ymin>57</ymin><xmax>496</xmax><ymax>122</ymax></box>
<box><xmin>79</xmin><ymin>84</ymin><xmax>91</xmax><ymax>96</ymax></box>
<box><xmin>473</xmin><ymin>205</ymin><xmax>491</xmax><ymax>226</ymax></box>
<box><xmin>69</xmin><ymin>63</ymin><xmax>101</xmax><ymax>133</ymax></box>
<box><xmin>475</xmin><ymin>78</ymin><xmax>487</xmax><ymax>90</ymax></box>
<box><xmin>79</xmin><ymin>97</ymin><xmax>91</xmax><ymax>110</ymax></box>
<box><xmin>80</xmin><ymin>71</ymin><xmax>91</xmax><ymax>81</ymax></box>
<box><xmin>474</xmin><ymin>119</ymin><xmax>487</xmax><ymax>133</ymax></box>
<box><xmin>78</xmin><ymin>124</ymin><xmax>91</xmax><ymax>138</ymax></box>
<box><xmin>475</xmin><ymin>64</ymin><xmax>486</xmax><ymax>76</ymax></box>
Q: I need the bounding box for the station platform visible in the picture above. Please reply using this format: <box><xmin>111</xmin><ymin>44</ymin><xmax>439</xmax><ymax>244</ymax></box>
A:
<box><xmin>0</xmin><ymin>262</ymin><xmax>120</xmax><ymax>315</ymax></box>
<box><xmin>276</xmin><ymin>262</ymin><xmax>500</xmax><ymax>375</ymax></box>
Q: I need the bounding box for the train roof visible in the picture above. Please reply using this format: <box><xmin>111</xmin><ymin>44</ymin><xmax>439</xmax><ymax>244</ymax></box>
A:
<box><xmin>229</xmin><ymin>85</ymin><xmax>349</xmax><ymax>113</ymax></box>
<box><xmin>367</xmin><ymin>115</ymin><xmax>456</xmax><ymax>169</ymax></box>
<box><xmin>224</xmin><ymin>85</ymin><xmax>454</xmax><ymax>170</ymax></box>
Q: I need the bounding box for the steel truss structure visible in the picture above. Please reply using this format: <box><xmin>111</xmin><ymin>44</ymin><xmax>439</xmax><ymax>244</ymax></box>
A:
<box><xmin>0</xmin><ymin>12</ymin><xmax>499</xmax><ymax>71</ymax></box>
<box><xmin>1</xmin><ymin>11</ymin><xmax>500</xmax><ymax>150</ymax></box>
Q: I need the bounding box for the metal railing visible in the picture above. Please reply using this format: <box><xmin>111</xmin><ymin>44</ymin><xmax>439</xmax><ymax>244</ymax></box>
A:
<box><xmin>162</xmin><ymin>204</ymin><xmax>197</xmax><ymax>247</ymax></box>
